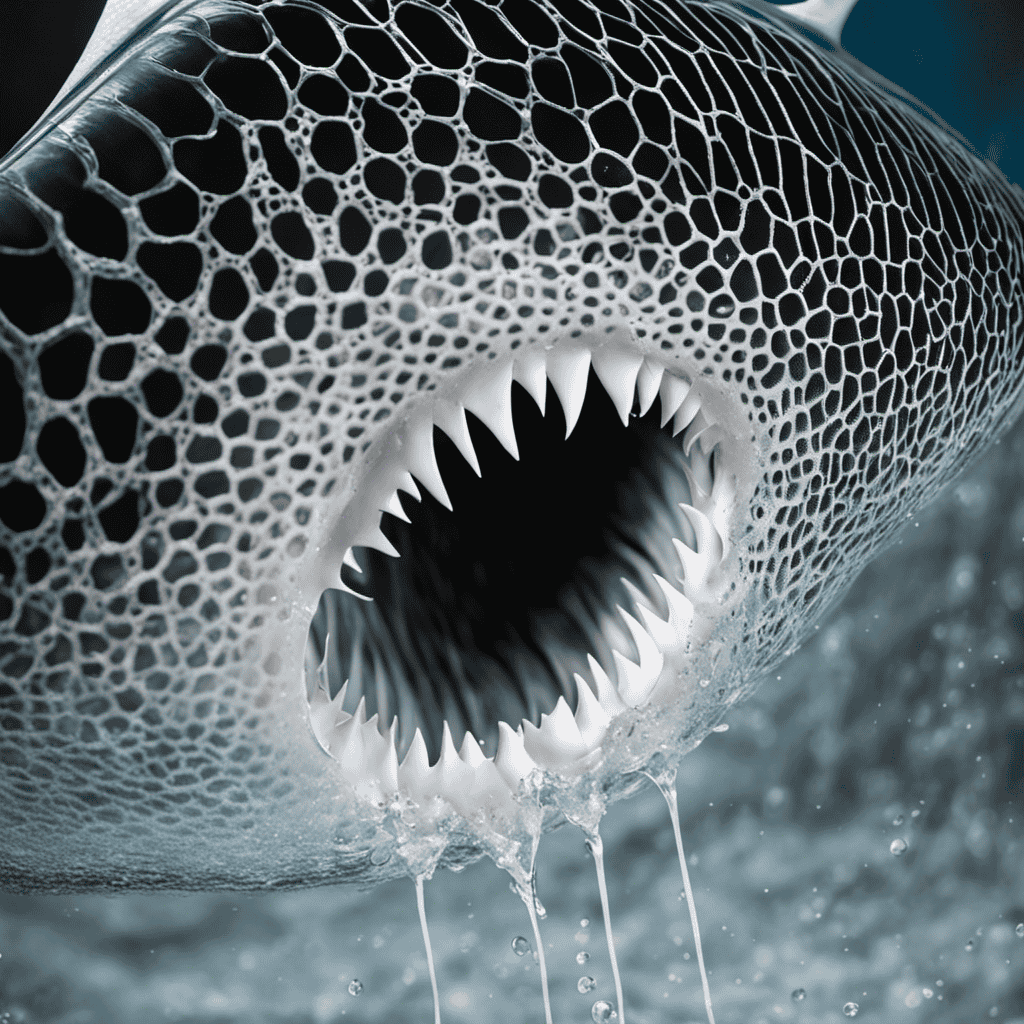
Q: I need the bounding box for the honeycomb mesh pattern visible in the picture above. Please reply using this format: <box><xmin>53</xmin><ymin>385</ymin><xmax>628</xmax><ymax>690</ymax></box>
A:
<box><xmin>1</xmin><ymin>0</ymin><xmax>1023</xmax><ymax>889</ymax></box>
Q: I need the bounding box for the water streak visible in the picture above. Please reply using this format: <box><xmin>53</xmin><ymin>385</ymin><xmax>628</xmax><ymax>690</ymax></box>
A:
<box><xmin>415</xmin><ymin>874</ymin><xmax>442</xmax><ymax>1024</ymax></box>
<box><xmin>584</xmin><ymin>829</ymin><xmax>625</xmax><ymax>1024</ymax></box>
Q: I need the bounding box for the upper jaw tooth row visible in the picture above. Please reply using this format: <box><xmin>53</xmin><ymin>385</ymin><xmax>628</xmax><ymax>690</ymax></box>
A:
<box><xmin>308</xmin><ymin>341</ymin><xmax>735</xmax><ymax>808</ymax></box>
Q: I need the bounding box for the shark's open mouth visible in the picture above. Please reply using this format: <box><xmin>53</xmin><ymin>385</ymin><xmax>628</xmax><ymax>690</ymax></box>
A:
<box><xmin>303</xmin><ymin>339</ymin><xmax>741</xmax><ymax>807</ymax></box>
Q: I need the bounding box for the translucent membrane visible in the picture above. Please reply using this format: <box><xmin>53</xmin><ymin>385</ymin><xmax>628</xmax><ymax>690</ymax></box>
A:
<box><xmin>585</xmin><ymin>829</ymin><xmax>626</xmax><ymax>1024</ymax></box>
<box><xmin>647</xmin><ymin>770</ymin><xmax>716</xmax><ymax>1024</ymax></box>
<box><xmin>415</xmin><ymin>874</ymin><xmax>442</xmax><ymax>1024</ymax></box>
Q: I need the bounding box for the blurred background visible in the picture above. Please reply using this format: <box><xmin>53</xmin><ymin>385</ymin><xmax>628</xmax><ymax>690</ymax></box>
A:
<box><xmin>1</xmin><ymin>1</ymin><xmax>1023</xmax><ymax>1022</ymax></box>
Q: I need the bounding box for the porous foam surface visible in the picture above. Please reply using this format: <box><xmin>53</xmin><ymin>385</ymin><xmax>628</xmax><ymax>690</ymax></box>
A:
<box><xmin>1</xmin><ymin>0</ymin><xmax>1023</xmax><ymax>891</ymax></box>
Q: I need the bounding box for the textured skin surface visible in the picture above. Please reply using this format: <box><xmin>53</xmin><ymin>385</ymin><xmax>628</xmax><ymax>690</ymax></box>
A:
<box><xmin>0</xmin><ymin>0</ymin><xmax>1023</xmax><ymax>892</ymax></box>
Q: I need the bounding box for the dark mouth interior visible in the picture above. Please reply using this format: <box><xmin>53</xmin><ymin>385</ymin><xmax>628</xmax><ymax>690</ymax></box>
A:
<box><xmin>308</xmin><ymin>368</ymin><xmax>702</xmax><ymax>762</ymax></box>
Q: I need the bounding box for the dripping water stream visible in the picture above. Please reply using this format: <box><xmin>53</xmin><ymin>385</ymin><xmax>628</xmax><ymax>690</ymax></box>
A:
<box><xmin>415</xmin><ymin>875</ymin><xmax>442</xmax><ymax>1024</ymax></box>
<box><xmin>585</xmin><ymin>830</ymin><xmax>626</xmax><ymax>1024</ymax></box>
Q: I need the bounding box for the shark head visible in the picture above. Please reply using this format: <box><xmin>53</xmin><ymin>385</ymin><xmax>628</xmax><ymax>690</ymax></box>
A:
<box><xmin>1</xmin><ymin>0</ymin><xmax>1023</xmax><ymax>893</ymax></box>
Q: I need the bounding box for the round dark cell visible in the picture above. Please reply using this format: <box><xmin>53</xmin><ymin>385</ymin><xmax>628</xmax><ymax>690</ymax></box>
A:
<box><xmin>337</xmin><ymin>53</ymin><xmax>371</xmax><ymax>93</ymax></box>
<box><xmin>396</xmin><ymin>5</ymin><xmax>468</xmax><ymax>69</ymax></box>
<box><xmin>589</xmin><ymin>100</ymin><xmax>640</xmax><ymax>156</ymax></box>
<box><xmin>323</xmin><ymin>260</ymin><xmax>356</xmax><ymax>292</ymax></box>
<box><xmin>632</xmin><ymin>89</ymin><xmax>671</xmax><ymax>145</ymax></box>
<box><xmin>476</xmin><ymin>61</ymin><xmax>528</xmax><ymax>99</ymax></box>
<box><xmin>298</xmin><ymin>75</ymin><xmax>349</xmax><ymax>116</ymax></box>
<box><xmin>0</xmin><ymin>250</ymin><xmax>74</xmax><ymax>335</ymax></box>
<box><xmin>364</xmin><ymin>270</ymin><xmax>388</xmax><ymax>297</ymax></box>
<box><xmin>562</xmin><ymin>44</ymin><xmax>613</xmax><ymax>108</ymax></box>
<box><xmin>342</xmin><ymin>301</ymin><xmax>367</xmax><ymax>329</ymax></box>
<box><xmin>464</xmin><ymin>89</ymin><xmax>521</xmax><ymax>142</ymax></box>
<box><xmin>208</xmin><ymin>268</ymin><xmax>250</xmax><ymax>320</ymax></box>
<box><xmin>531</xmin><ymin>57</ymin><xmax>574</xmax><ymax>109</ymax></box>
<box><xmin>221</xmin><ymin>410</ymin><xmax>249</xmax><ymax>437</ymax></box>
<box><xmin>155</xmin><ymin>317</ymin><xmax>189</xmax><ymax>355</ymax></box>
<box><xmin>205</xmin><ymin>10</ymin><xmax>270</xmax><ymax>52</ymax></box>
<box><xmin>91</xmin><ymin>553</ymin><xmax>126</xmax><ymax>590</ymax></box>
<box><xmin>498</xmin><ymin>206</ymin><xmax>529</xmax><ymax>239</ymax></box>
<box><xmin>37</xmin><ymin>417</ymin><xmax>86</xmax><ymax>486</ymax></box>
<box><xmin>411</xmin><ymin>74</ymin><xmax>460</xmax><ymax>116</ymax></box>
<box><xmin>141</xmin><ymin>369</ymin><xmax>184</xmax><ymax>417</ymax></box>
<box><xmin>250</xmin><ymin>248</ymin><xmax>278</xmax><ymax>292</ymax></box>
<box><xmin>0</xmin><ymin>351</ymin><xmax>24</xmax><ymax>463</ymax></box>
<box><xmin>487</xmin><ymin>143</ymin><xmax>531</xmax><ymax>181</ymax></box>
<box><xmin>98</xmin><ymin>489</ymin><xmax>143</xmax><ymax>542</ymax></box>
<box><xmin>296</xmin><ymin>272</ymin><xmax>315</xmax><ymax>295</ymax></box>
<box><xmin>345</xmin><ymin>27</ymin><xmax>410</xmax><ymax>79</ymax></box>
<box><xmin>362</xmin><ymin>99</ymin><xmax>408</xmax><ymax>155</ymax></box>
<box><xmin>0</xmin><ymin>481</ymin><xmax>46</xmax><ymax>533</ymax></box>
<box><xmin>261</xmin><ymin>343</ymin><xmax>291</xmax><ymax>368</ymax></box>
<box><xmin>259</xmin><ymin>125</ymin><xmax>300</xmax><ymax>192</ymax></box>
<box><xmin>140</xmin><ymin>182</ymin><xmax>200</xmax><ymax>236</ymax></box>
<box><xmin>205</xmin><ymin>55</ymin><xmax>288</xmax><ymax>120</ymax></box>
<box><xmin>422</xmin><ymin>230</ymin><xmax>453</xmax><ymax>270</ymax></box>
<box><xmin>120</xmin><ymin>70</ymin><xmax>215</xmax><ymax>137</ymax></box>
<box><xmin>186</xmin><ymin>436</ymin><xmax>222</xmax><ymax>464</ymax></box>
<box><xmin>285</xmin><ymin>306</ymin><xmax>316</xmax><ymax>340</ymax></box>
<box><xmin>191</xmin><ymin>344</ymin><xmax>229</xmax><ymax>381</ymax></box>
<box><xmin>156</xmin><ymin>479</ymin><xmax>184</xmax><ymax>506</ymax></box>
<box><xmin>311</xmin><ymin>121</ymin><xmax>357</xmax><ymax>174</ymax></box>
<box><xmin>98</xmin><ymin>343</ymin><xmax>136</xmax><ymax>381</ymax></box>
<box><xmin>243</xmin><ymin>307</ymin><xmax>275</xmax><ymax>341</ymax></box>
<box><xmin>538</xmin><ymin>174</ymin><xmax>572</xmax><ymax>208</ymax></box>
<box><xmin>377</xmin><ymin>227</ymin><xmax>407</xmax><ymax>265</ymax></box>
<box><xmin>91</xmin><ymin>277</ymin><xmax>152</xmax><ymax>335</ymax></box>
<box><xmin>271</xmin><ymin>211</ymin><xmax>315</xmax><ymax>260</ymax></box>
<box><xmin>210</xmin><ymin>195</ymin><xmax>258</xmax><ymax>255</ymax></box>
<box><xmin>82</xmin><ymin>111</ymin><xmax>166</xmax><ymax>195</ymax></box>
<box><xmin>61</xmin><ymin>519</ymin><xmax>85</xmax><ymax>551</ymax></box>
<box><xmin>502</xmin><ymin>0</ymin><xmax>559</xmax><ymax>46</ymax></box>
<box><xmin>453</xmin><ymin>193</ymin><xmax>481</xmax><ymax>224</ymax></box>
<box><xmin>88</xmin><ymin>397</ymin><xmax>139</xmax><ymax>463</ymax></box>
<box><xmin>338</xmin><ymin>206</ymin><xmax>372</xmax><ymax>256</ymax></box>
<box><xmin>412</xmin><ymin>121</ymin><xmax>458</xmax><ymax>166</ymax></box>
<box><xmin>303</xmin><ymin>177</ymin><xmax>338</xmax><ymax>214</ymax></box>
<box><xmin>632</xmin><ymin>142</ymin><xmax>669</xmax><ymax>181</ymax></box>
<box><xmin>137</xmin><ymin>241</ymin><xmax>204</xmax><ymax>301</ymax></box>
<box><xmin>364</xmin><ymin>158</ymin><xmax>406</xmax><ymax>204</ymax></box>
<box><xmin>0</xmin><ymin>185</ymin><xmax>48</xmax><ymax>249</ymax></box>
<box><xmin>412</xmin><ymin>170</ymin><xmax>444</xmax><ymax>205</ymax></box>
<box><xmin>264</xmin><ymin>6</ymin><xmax>340</xmax><ymax>66</ymax></box>
<box><xmin>194</xmin><ymin>394</ymin><xmax>219</xmax><ymax>423</ymax></box>
<box><xmin>609</xmin><ymin>192</ymin><xmax>642</xmax><ymax>223</ymax></box>
<box><xmin>450</xmin><ymin>0</ymin><xmax>526</xmax><ymax>62</ymax></box>
<box><xmin>174</xmin><ymin>121</ymin><xmax>248</xmax><ymax>195</ymax></box>
<box><xmin>592</xmin><ymin>151</ymin><xmax>633</xmax><ymax>188</ymax></box>
<box><xmin>237</xmin><ymin>372</ymin><xmax>267</xmax><ymax>397</ymax></box>
<box><xmin>664</xmin><ymin>211</ymin><xmax>692</xmax><ymax>247</ymax></box>
<box><xmin>60</xmin><ymin>189</ymin><xmax>128</xmax><ymax>260</ymax></box>
<box><xmin>146</xmin><ymin>435</ymin><xmax>176</xmax><ymax>471</ymax></box>
<box><xmin>532</xmin><ymin>104</ymin><xmax>590</xmax><ymax>164</ymax></box>
<box><xmin>26</xmin><ymin>547</ymin><xmax>51</xmax><ymax>584</ymax></box>
<box><xmin>37</xmin><ymin>333</ymin><xmax>93</xmax><ymax>402</ymax></box>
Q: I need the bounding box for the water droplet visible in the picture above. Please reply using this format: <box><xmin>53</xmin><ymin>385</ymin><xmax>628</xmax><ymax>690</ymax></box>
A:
<box><xmin>1016</xmin><ymin>923</ymin><xmax>1024</xmax><ymax>938</ymax></box>
<box><xmin>592</xmin><ymin>999</ymin><xmax>618</xmax><ymax>1023</ymax></box>
<box><xmin>580</xmin><ymin>918</ymin><xmax>590</xmax><ymax>928</ymax></box>
<box><xmin>842</xmin><ymin>1002</ymin><xmax>859</xmax><ymax>1017</ymax></box>
<box><xmin>699</xmin><ymin>678</ymin><xmax>711</xmax><ymax>687</ymax></box>
<box><xmin>923</xmin><ymin>988</ymin><xmax>934</xmax><ymax>999</ymax></box>
<box><xmin>709</xmin><ymin>296</ymin><xmax>735</xmax><ymax>318</ymax></box>
<box><xmin>965</xmin><ymin>939</ymin><xmax>974</xmax><ymax>951</ymax></box>
<box><xmin>890</xmin><ymin>838</ymin><xmax>908</xmax><ymax>856</ymax></box>
<box><xmin>577</xmin><ymin>951</ymin><xmax>591</xmax><ymax>965</ymax></box>
<box><xmin>791</xmin><ymin>988</ymin><xmax>806</xmax><ymax>1002</ymax></box>
<box><xmin>892</xmin><ymin>814</ymin><xmax>904</xmax><ymax>826</ymax></box>
<box><xmin>512</xmin><ymin>936</ymin><xmax>531</xmax><ymax>956</ymax></box>
<box><xmin>712</xmin><ymin>723</ymin><xmax>729</xmax><ymax>732</ymax></box>
<box><xmin>348</xmin><ymin>979</ymin><xmax>363</xmax><ymax>996</ymax></box>
<box><xmin>578</xmin><ymin>976</ymin><xmax>597</xmax><ymax>994</ymax></box>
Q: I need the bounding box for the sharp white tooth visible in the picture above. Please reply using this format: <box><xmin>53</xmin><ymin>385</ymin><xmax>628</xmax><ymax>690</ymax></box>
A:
<box><xmin>467</xmin><ymin>755</ymin><xmax>515</xmax><ymax>810</ymax></box>
<box><xmin>659</xmin><ymin>373</ymin><xmax>691</xmax><ymax>426</ymax></box>
<box><xmin>397</xmin><ymin>471</ymin><xmax>421</xmax><ymax>502</ymax></box>
<box><xmin>434</xmin><ymin>401</ymin><xmax>482</xmax><ymax>477</ymax></box>
<box><xmin>336</xmin><ymin>576</ymin><xmax>373</xmax><ymax>602</ymax></box>
<box><xmin>573</xmin><ymin>674</ymin><xmax>610</xmax><ymax>749</ymax></box>
<box><xmin>637</xmin><ymin>600</ymin><xmax>679</xmax><ymax>652</ymax></box>
<box><xmin>436</xmin><ymin>721</ymin><xmax>465</xmax><ymax>792</ymax></box>
<box><xmin>681</xmin><ymin>450</ymin><xmax>713</xmax><ymax>501</ymax></box>
<box><xmin>459</xmin><ymin>729</ymin><xmax>486</xmax><ymax>767</ymax></box>
<box><xmin>682</xmin><ymin>408</ymin><xmax>716</xmax><ymax>456</ymax></box>
<box><xmin>494</xmin><ymin>720</ymin><xmax>537</xmax><ymax>790</ymax></box>
<box><xmin>612</xmin><ymin>606</ymin><xmax>664</xmax><ymax>706</ymax></box>
<box><xmin>366</xmin><ymin>719</ymin><xmax>400</xmax><ymax>798</ymax></box>
<box><xmin>707</xmin><ymin>463</ymin><xmax>736</xmax><ymax>556</ymax></box>
<box><xmin>652</xmin><ymin>573</ymin><xmax>695</xmax><ymax>640</ymax></box>
<box><xmin>547</xmin><ymin>346</ymin><xmax>591</xmax><ymax>438</ymax></box>
<box><xmin>697</xmin><ymin>423</ymin><xmax>726</xmax><ymax>456</ymax></box>
<box><xmin>635</xmin><ymin>360</ymin><xmax>664</xmax><ymax>417</ymax></box>
<box><xmin>328</xmin><ymin>713</ymin><xmax>363</xmax><ymax>770</ymax></box>
<box><xmin>591</xmin><ymin>346</ymin><xmax>644</xmax><ymax>426</ymax></box>
<box><xmin>308</xmin><ymin>664</ymin><xmax>334</xmax><ymax>751</ymax></box>
<box><xmin>463</xmin><ymin>360</ymin><xmax>519</xmax><ymax>460</ymax></box>
<box><xmin>398</xmin><ymin>728</ymin><xmax>432</xmax><ymax>794</ymax></box>
<box><xmin>672</xmin><ymin>390</ymin><xmax>703</xmax><ymax>436</ymax></box>
<box><xmin>351</xmin><ymin>523</ymin><xmax>400</xmax><ymax>559</ymax></box>
<box><xmin>621</xmin><ymin>577</ymin><xmax>658</xmax><ymax>617</ymax></box>
<box><xmin>405</xmin><ymin>418</ymin><xmax>452</xmax><ymax>510</ymax></box>
<box><xmin>381</xmin><ymin>490</ymin><xmax>411</xmax><ymax>523</ymax></box>
<box><xmin>522</xmin><ymin>696</ymin><xmax>589</xmax><ymax>767</ymax></box>
<box><xmin>587</xmin><ymin>653</ymin><xmax>627</xmax><ymax>715</ymax></box>
<box><xmin>514</xmin><ymin>346</ymin><xmax>548</xmax><ymax>415</ymax></box>
<box><xmin>342</xmin><ymin>547</ymin><xmax>362</xmax><ymax>573</ymax></box>
<box><xmin>353</xmin><ymin>696</ymin><xmax>368</xmax><ymax>726</ymax></box>
<box><xmin>678</xmin><ymin>503</ymin><xmax>724</xmax><ymax>564</ymax></box>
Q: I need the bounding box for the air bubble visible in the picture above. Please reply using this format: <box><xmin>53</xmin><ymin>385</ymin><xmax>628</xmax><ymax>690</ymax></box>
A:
<box><xmin>965</xmin><ymin>939</ymin><xmax>974</xmax><ymax>951</ymax></box>
<box><xmin>889</xmin><ymin>838</ymin><xmax>907</xmax><ymax>856</ymax></box>
<box><xmin>892</xmin><ymin>815</ymin><xmax>904</xmax><ymax>826</ymax></box>
<box><xmin>842</xmin><ymin>1002</ymin><xmax>859</xmax><ymax>1017</ymax></box>
<box><xmin>580</xmin><ymin>918</ymin><xmax>590</xmax><ymax>928</ymax></box>
<box><xmin>348</xmin><ymin>979</ymin><xmax>363</xmax><ymax>996</ymax></box>
<box><xmin>578</xmin><ymin>976</ymin><xmax>597</xmax><ymax>994</ymax></box>
<box><xmin>512</xmin><ymin>936</ymin><xmax>531</xmax><ymax>956</ymax></box>
<box><xmin>1016</xmin><ymin>923</ymin><xmax>1024</xmax><ymax>938</ymax></box>
<box><xmin>792</xmin><ymin>988</ymin><xmax>806</xmax><ymax>1002</ymax></box>
<box><xmin>577</xmin><ymin>951</ymin><xmax>590</xmax><ymax>964</ymax></box>
<box><xmin>591</xmin><ymin>999</ymin><xmax>618</xmax><ymax>1022</ymax></box>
